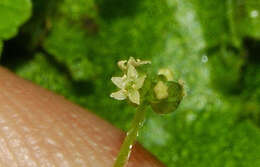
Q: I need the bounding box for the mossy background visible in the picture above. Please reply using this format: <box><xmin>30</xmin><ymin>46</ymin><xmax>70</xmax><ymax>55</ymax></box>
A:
<box><xmin>1</xmin><ymin>0</ymin><xmax>260</xmax><ymax>166</ymax></box>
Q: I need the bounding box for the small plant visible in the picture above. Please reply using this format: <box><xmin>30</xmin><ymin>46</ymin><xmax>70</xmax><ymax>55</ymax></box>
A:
<box><xmin>111</xmin><ymin>57</ymin><xmax>185</xmax><ymax>167</ymax></box>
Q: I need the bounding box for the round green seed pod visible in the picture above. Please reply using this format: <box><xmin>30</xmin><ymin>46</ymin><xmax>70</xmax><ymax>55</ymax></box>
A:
<box><xmin>151</xmin><ymin>80</ymin><xmax>184</xmax><ymax>114</ymax></box>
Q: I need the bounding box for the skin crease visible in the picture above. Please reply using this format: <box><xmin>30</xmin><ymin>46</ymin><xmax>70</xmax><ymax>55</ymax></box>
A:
<box><xmin>0</xmin><ymin>67</ymin><xmax>165</xmax><ymax>167</ymax></box>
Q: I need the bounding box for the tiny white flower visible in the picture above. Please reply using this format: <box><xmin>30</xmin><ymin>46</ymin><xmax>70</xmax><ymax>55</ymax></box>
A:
<box><xmin>117</xmin><ymin>57</ymin><xmax>151</xmax><ymax>72</ymax></box>
<box><xmin>111</xmin><ymin>57</ymin><xmax>150</xmax><ymax>105</ymax></box>
<box><xmin>128</xmin><ymin>57</ymin><xmax>151</xmax><ymax>67</ymax></box>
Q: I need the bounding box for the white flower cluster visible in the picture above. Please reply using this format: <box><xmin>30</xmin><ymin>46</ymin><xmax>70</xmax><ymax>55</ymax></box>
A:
<box><xmin>110</xmin><ymin>57</ymin><xmax>151</xmax><ymax>105</ymax></box>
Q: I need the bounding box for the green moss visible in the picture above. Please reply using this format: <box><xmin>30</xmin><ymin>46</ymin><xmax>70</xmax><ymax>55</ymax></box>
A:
<box><xmin>234</xmin><ymin>0</ymin><xmax>260</xmax><ymax>38</ymax></box>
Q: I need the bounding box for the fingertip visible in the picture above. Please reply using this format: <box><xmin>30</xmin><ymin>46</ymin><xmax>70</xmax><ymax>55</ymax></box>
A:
<box><xmin>0</xmin><ymin>66</ymin><xmax>164</xmax><ymax>167</ymax></box>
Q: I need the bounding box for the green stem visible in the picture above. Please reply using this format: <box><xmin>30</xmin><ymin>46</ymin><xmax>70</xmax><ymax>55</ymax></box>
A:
<box><xmin>113</xmin><ymin>104</ymin><xmax>147</xmax><ymax>167</ymax></box>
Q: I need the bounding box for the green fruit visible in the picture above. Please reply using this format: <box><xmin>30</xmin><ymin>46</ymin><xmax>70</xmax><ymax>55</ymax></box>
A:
<box><xmin>151</xmin><ymin>81</ymin><xmax>184</xmax><ymax>114</ymax></box>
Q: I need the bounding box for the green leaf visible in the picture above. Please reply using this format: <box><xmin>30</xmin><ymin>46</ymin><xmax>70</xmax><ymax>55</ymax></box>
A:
<box><xmin>0</xmin><ymin>0</ymin><xmax>32</xmax><ymax>40</ymax></box>
<box><xmin>0</xmin><ymin>0</ymin><xmax>31</xmax><ymax>58</ymax></box>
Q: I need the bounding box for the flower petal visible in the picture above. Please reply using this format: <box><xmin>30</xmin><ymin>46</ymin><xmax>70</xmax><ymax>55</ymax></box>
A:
<box><xmin>110</xmin><ymin>90</ymin><xmax>127</xmax><ymax>100</ymax></box>
<box><xmin>136</xmin><ymin>59</ymin><xmax>151</xmax><ymax>66</ymax></box>
<box><xmin>128</xmin><ymin>89</ymin><xmax>140</xmax><ymax>105</ymax></box>
<box><xmin>111</xmin><ymin>76</ymin><xmax>127</xmax><ymax>89</ymax></box>
<box><xmin>127</xmin><ymin>57</ymin><xmax>137</xmax><ymax>66</ymax></box>
<box><xmin>127</xmin><ymin>57</ymin><xmax>151</xmax><ymax>67</ymax></box>
<box><xmin>127</xmin><ymin>64</ymin><xmax>138</xmax><ymax>80</ymax></box>
<box><xmin>135</xmin><ymin>74</ymin><xmax>146</xmax><ymax>89</ymax></box>
<box><xmin>118</xmin><ymin>60</ymin><xmax>127</xmax><ymax>71</ymax></box>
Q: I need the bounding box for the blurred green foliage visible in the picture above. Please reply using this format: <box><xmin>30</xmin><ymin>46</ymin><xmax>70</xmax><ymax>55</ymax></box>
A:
<box><xmin>0</xmin><ymin>0</ymin><xmax>31</xmax><ymax>55</ymax></box>
<box><xmin>1</xmin><ymin>0</ymin><xmax>260</xmax><ymax>166</ymax></box>
<box><xmin>0</xmin><ymin>0</ymin><xmax>31</xmax><ymax>40</ymax></box>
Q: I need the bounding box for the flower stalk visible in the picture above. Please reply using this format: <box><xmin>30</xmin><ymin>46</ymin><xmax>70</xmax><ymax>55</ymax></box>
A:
<box><xmin>110</xmin><ymin>57</ymin><xmax>184</xmax><ymax>167</ymax></box>
<box><xmin>113</xmin><ymin>104</ymin><xmax>147</xmax><ymax>167</ymax></box>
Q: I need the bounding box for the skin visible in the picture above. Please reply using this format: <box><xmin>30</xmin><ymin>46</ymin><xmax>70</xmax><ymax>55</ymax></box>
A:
<box><xmin>0</xmin><ymin>67</ymin><xmax>164</xmax><ymax>167</ymax></box>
